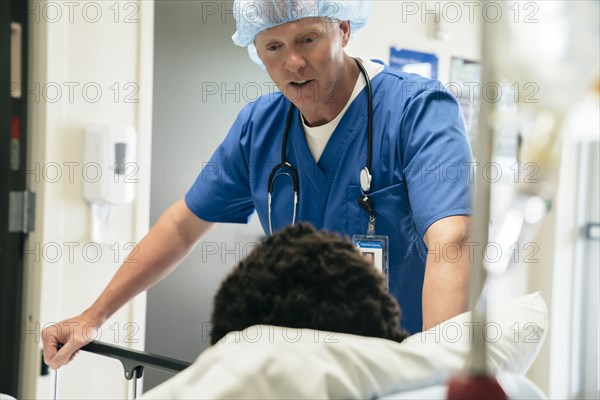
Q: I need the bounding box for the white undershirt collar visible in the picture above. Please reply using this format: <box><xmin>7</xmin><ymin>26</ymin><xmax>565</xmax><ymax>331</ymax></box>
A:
<box><xmin>302</xmin><ymin>59</ymin><xmax>384</xmax><ymax>162</ymax></box>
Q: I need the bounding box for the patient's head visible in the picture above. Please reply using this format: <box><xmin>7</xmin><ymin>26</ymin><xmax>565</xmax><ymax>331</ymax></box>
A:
<box><xmin>210</xmin><ymin>223</ymin><xmax>407</xmax><ymax>344</ymax></box>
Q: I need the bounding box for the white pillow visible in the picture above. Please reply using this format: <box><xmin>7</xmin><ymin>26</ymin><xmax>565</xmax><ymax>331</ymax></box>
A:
<box><xmin>142</xmin><ymin>292</ymin><xmax>548</xmax><ymax>399</ymax></box>
<box><xmin>404</xmin><ymin>291</ymin><xmax>548</xmax><ymax>376</ymax></box>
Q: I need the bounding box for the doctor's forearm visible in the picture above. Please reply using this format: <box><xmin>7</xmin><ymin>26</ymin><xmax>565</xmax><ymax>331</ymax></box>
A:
<box><xmin>84</xmin><ymin>199</ymin><xmax>214</xmax><ymax>324</ymax></box>
<box><xmin>421</xmin><ymin>248</ymin><xmax>469</xmax><ymax>330</ymax></box>
<box><xmin>421</xmin><ymin>216</ymin><xmax>470</xmax><ymax>331</ymax></box>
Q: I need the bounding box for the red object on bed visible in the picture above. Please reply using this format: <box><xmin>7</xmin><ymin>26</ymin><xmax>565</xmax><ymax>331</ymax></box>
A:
<box><xmin>447</xmin><ymin>375</ymin><xmax>508</xmax><ymax>400</ymax></box>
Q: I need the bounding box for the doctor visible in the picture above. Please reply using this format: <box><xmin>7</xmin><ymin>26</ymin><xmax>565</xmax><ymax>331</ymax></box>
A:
<box><xmin>42</xmin><ymin>0</ymin><xmax>472</xmax><ymax>369</ymax></box>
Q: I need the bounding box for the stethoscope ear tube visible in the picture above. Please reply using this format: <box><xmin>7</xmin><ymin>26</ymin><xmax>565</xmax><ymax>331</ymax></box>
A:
<box><xmin>267</xmin><ymin>163</ymin><xmax>299</xmax><ymax>235</ymax></box>
<box><xmin>281</xmin><ymin>104</ymin><xmax>295</xmax><ymax>164</ymax></box>
<box><xmin>267</xmin><ymin>162</ymin><xmax>299</xmax><ymax>193</ymax></box>
<box><xmin>268</xmin><ymin>187</ymin><xmax>298</xmax><ymax>236</ymax></box>
<box><xmin>267</xmin><ymin>103</ymin><xmax>299</xmax><ymax>194</ymax></box>
<box><xmin>268</xmin><ymin>104</ymin><xmax>299</xmax><ymax>236</ymax></box>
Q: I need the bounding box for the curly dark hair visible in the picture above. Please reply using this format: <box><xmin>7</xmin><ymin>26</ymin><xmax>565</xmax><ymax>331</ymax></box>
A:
<box><xmin>210</xmin><ymin>223</ymin><xmax>407</xmax><ymax>344</ymax></box>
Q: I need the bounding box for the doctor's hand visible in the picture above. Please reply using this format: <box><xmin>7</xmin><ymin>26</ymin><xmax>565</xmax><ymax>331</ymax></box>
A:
<box><xmin>41</xmin><ymin>312</ymin><xmax>101</xmax><ymax>369</ymax></box>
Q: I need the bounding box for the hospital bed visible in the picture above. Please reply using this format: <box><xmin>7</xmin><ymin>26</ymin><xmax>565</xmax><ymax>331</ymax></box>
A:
<box><xmin>59</xmin><ymin>292</ymin><xmax>547</xmax><ymax>399</ymax></box>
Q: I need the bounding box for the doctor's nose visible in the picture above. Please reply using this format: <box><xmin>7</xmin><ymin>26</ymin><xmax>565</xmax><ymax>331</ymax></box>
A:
<box><xmin>283</xmin><ymin>51</ymin><xmax>306</xmax><ymax>73</ymax></box>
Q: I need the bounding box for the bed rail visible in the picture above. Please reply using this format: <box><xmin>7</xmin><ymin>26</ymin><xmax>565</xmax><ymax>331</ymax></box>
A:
<box><xmin>51</xmin><ymin>341</ymin><xmax>192</xmax><ymax>399</ymax></box>
<box><xmin>80</xmin><ymin>341</ymin><xmax>191</xmax><ymax>380</ymax></box>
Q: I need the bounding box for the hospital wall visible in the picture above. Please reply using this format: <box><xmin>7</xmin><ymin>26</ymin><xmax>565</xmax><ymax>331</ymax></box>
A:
<box><xmin>21</xmin><ymin>1</ymin><xmax>154</xmax><ymax>398</ymax></box>
<box><xmin>347</xmin><ymin>1</ymin><xmax>481</xmax><ymax>83</ymax></box>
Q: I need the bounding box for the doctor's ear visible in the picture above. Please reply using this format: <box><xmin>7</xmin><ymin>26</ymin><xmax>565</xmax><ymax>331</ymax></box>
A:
<box><xmin>337</xmin><ymin>20</ymin><xmax>351</xmax><ymax>46</ymax></box>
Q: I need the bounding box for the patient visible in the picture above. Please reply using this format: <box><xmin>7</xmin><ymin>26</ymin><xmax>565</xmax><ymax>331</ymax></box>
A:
<box><xmin>143</xmin><ymin>224</ymin><xmax>547</xmax><ymax>399</ymax></box>
<box><xmin>210</xmin><ymin>223</ymin><xmax>407</xmax><ymax>344</ymax></box>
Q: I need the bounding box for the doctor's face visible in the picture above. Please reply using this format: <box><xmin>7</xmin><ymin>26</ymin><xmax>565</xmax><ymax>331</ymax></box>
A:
<box><xmin>254</xmin><ymin>18</ymin><xmax>352</xmax><ymax>123</ymax></box>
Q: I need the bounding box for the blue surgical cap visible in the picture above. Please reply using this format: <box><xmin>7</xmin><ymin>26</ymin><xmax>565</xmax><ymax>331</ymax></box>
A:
<box><xmin>232</xmin><ymin>0</ymin><xmax>371</xmax><ymax>67</ymax></box>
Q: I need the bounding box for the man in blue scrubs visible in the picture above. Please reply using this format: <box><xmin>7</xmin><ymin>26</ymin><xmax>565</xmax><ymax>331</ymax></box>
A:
<box><xmin>43</xmin><ymin>0</ymin><xmax>472</xmax><ymax>368</ymax></box>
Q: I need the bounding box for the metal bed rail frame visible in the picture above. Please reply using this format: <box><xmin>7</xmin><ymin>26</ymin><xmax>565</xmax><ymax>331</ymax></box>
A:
<box><xmin>53</xmin><ymin>341</ymin><xmax>191</xmax><ymax>399</ymax></box>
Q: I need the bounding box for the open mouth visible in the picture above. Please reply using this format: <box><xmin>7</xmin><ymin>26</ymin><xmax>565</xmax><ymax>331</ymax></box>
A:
<box><xmin>289</xmin><ymin>80</ymin><xmax>314</xmax><ymax>89</ymax></box>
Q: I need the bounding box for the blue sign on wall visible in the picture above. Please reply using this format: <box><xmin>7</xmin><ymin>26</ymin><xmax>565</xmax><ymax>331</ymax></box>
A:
<box><xmin>390</xmin><ymin>48</ymin><xmax>439</xmax><ymax>80</ymax></box>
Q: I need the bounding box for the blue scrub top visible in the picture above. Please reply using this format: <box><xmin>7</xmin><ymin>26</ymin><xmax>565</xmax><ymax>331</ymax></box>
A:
<box><xmin>186</xmin><ymin>63</ymin><xmax>472</xmax><ymax>334</ymax></box>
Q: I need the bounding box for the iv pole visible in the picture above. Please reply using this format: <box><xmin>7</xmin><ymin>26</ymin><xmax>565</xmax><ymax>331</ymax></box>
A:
<box><xmin>446</xmin><ymin>2</ymin><xmax>508</xmax><ymax>397</ymax></box>
<box><xmin>447</xmin><ymin>1</ymin><xmax>598</xmax><ymax>398</ymax></box>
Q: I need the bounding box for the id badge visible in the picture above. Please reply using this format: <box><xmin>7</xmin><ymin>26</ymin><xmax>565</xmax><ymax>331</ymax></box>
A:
<box><xmin>353</xmin><ymin>234</ymin><xmax>390</xmax><ymax>290</ymax></box>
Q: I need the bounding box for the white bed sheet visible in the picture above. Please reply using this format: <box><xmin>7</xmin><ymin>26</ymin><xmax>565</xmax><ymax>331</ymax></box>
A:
<box><xmin>142</xmin><ymin>292</ymin><xmax>548</xmax><ymax>399</ymax></box>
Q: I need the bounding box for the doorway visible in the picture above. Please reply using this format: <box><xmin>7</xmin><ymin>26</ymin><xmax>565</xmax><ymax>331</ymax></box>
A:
<box><xmin>0</xmin><ymin>0</ymin><xmax>29</xmax><ymax>396</ymax></box>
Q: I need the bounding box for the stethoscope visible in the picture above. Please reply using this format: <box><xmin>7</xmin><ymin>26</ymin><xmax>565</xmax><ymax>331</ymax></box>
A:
<box><xmin>267</xmin><ymin>57</ymin><xmax>375</xmax><ymax>235</ymax></box>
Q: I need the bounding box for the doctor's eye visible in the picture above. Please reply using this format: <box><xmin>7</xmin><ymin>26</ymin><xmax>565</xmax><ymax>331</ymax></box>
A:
<box><xmin>301</xmin><ymin>36</ymin><xmax>316</xmax><ymax>45</ymax></box>
<box><xmin>265</xmin><ymin>44</ymin><xmax>282</xmax><ymax>52</ymax></box>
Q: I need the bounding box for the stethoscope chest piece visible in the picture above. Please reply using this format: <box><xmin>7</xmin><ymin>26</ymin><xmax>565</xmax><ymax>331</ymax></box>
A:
<box><xmin>360</xmin><ymin>167</ymin><xmax>372</xmax><ymax>193</ymax></box>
